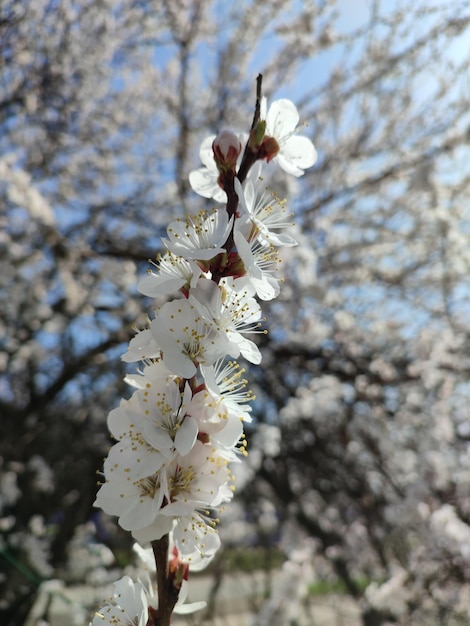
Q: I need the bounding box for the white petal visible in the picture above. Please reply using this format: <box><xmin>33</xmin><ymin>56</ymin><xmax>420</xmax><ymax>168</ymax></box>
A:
<box><xmin>132</xmin><ymin>516</ymin><xmax>174</xmax><ymax>544</ymax></box>
<box><xmin>174</xmin><ymin>600</ymin><xmax>207</xmax><ymax>615</ymax></box>
<box><xmin>161</xmin><ymin>349</ymin><xmax>197</xmax><ymax>378</ymax></box>
<box><xmin>113</xmin><ymin>576</ymin><xmax>148</xmax><ymax>622</ymax></box>
<box><xmin>160</xmin><ymin>500</ymin><xmax>195</xmax><ymax>516</ymax></box>
<box><xmin>120</xmin><ymin>495</ymin><xmax>161</xmax><ymax>531</ymax></box>
<box><xmin>138</xmin><ymin>273</ymin><xmax>186</xmax><ymax>297</ymax></box>
<box><xmin>275</xmin><ymin>153</ymin><xmax>303</xmax><ymax>177</ymax></box>
<box><xmin>253</xmin><ymin>276</ymin><xmax>279</xmax><ymax>301</ymax></box>
<box><xmin>143</xmin><ymin>427</ymin><xmax>174</xmax><ymax>451</ymax></box>
<box><xmin>121</xmin><ymin>330</ymin><xmax>160</xmax><ymax>363</ymax></box>
<box><xmin>107</xmin><ymin>404</ymin><xmax>130</xmax><ymax>440</ymax></box>
<box><xmin>267</xmin><ymin>99</ymin><xmax>299</xmax><ymax>137</ymax></box>
<box><xmin>266</xmin><ymin>231</ymin><xmax>298</xmax><ymax>247</ymax></box>
<box><xmin>94</xmin><ymin>482</ymin><xmax>135</xmax><ymax>517</ymax></box>
<box><xmin>277</xmin><ymin>135</ymin><xmax>317</xmax><ymax>176</ymax></box>
<box><xmin>215</xmin><ymin>416</ymin><xmax>243</xmax><ymax>448</ymax></box>
<box><xmin>123</xmin><ymin>446</ymin><xmax>165</xmax><ymax>480</ymax></box>
<box><xmin>174</xmin><ymin>416</ymin><xmax>198</xmax><ymax>456</ymax></box>
<box><xmin>212</xmin><ymin>186</ymin><xmax>229</xmax><ymax>203</ymax></box>
<box><xmin>260</xmin><ymin>95</ymin><xmax>268</xmax><ymax>119</ymax></box>
<box><xmin>238</xmin><ymin>338</ymin><xmax>262</xmax><ymax>364</ymax></box>
<box><xmin>188</xmin><ymin>167</ymin><xmax>220</xmax><ymax>200</ymax></box>
<box><xmin>198</xmin><ymin>135</ymin><xmax>217</xmax><ymax>169</ymax></box>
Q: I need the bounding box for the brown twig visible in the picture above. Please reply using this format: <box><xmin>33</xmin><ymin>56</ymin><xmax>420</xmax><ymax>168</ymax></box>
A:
<box><xmin>218</xmin><ymin>74</ymin><xmax>264</xmax><ymax>261</ymax></box>
<box><xmin>237</xmin><ymin>73</ymin><xmax>263</xmax><ymax>183</ymax></box>
<box><xmin>151</xmin><ymin>535</ymin><xmax>180</xmax><ymax>626</ymax></box>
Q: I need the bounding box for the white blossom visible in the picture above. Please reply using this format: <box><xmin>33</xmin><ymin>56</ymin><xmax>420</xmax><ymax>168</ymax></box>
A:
<box><xmin>234</xmin><ymin>177</ymin><xmax>298</xmax><ymax>247</ymax></box>
<box><xmin>190</xmin><ymin>277</ymin><xmax>263</xmax><ymax>364</ymax></box>
<box><xmin>150</xmin><ymin>298</ymin><xmax>232</xmax><ymax>378</ymax></box>
<box><xmin>135</xmin><ymin>379</ymin><xmax>197</xmax><ymax>458</ymax></box>
<box><xmin>121</xmin><ymin>329</ymin><xmax>161</xmax><ymax>364</ymax></box>
<box><xmin>234</xmin><ymin>229</ymin><xmax>281</xmax><ymax>301</ymax></box>
<box><xmin>94</xmin><ymin>464</ymin><xmax>168</xmax><ymax>532</ymax></box>
<box><xmin>159</xmin><ymin>441</ymin><xmax>232</xmax><ymax>516</ymax></box>
<box><xmin>201</xmin><ymin>359</ymin><xmax>253</xmax><ymax>423</ymax></box>
<box><xmin>106</xmin><ymin>401</ymin><xmax>166</xmax><ymax>481</ymax></box>
<box><xmin>91</xmin><ymin>576</ymin><xmax>148</xmax><ymax>626</ymax></box>
<box><xmin>261</xmin><ymin>97</ymin><xmax>317</xmax><ymax>176</ymax></box>
<box><xmin>137</xmin><ymin>252</ymin><xmax>202</xmax><ymax>298</ymax></box>
<box><xmin>134</xmin><ymin>511</ymin><xmax>222</xmax><ymax>563</ymax></box>
<box><xmin>188</xmin><ymin>135</ymin><xmax>226</xmax><ymax>203</ymax></box>
<box><xmin>163</xmin><ymin>209</ymin><xmax>233</xmax><ymax>261</ymax></box>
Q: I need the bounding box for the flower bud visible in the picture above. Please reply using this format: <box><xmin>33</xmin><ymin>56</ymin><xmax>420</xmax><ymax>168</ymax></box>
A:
<box><xmin>212</xmin><ymin>130</ymin><xmax>242</xmax><ymax>174</ymax></box>
<box><xmin>169</xmin><ymin>546</ymin><xmax>189</xmax><ymax>589</ymax></box>
<box><xmin>248</xmin><ymin>119</ymin><xmax>266</xmax><ymax>151</ymax></box>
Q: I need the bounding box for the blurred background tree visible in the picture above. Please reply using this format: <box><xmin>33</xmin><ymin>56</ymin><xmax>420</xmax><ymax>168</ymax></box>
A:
<box><xmin>2</xmin><ymin>1</ymin><xmax>470</xmax><ymax>625</ymax></box>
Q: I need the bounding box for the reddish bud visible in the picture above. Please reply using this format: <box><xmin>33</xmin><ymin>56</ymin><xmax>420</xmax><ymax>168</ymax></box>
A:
<box><xmin>197</xmin><ymin>432</ymin><xmax>211</xmax><ymax>444</ymax></box>
<box><xmin>259</xmin><ymin>135</ymin><xmax>280</xmax><ymax>162</ymax></box>
<box><xmin>169</xmin><ymin>546</ymin><xmax>189</xmax><ymax>589</ymax></box>
<box><xmin>212</xmin><ymin>130</ymin><xmax>242</xmax><ymax>174</ymax></box>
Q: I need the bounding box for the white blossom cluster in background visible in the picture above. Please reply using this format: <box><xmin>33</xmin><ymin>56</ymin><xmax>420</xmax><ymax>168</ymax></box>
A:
<box><xmin>91</xmin><ymin>95</ymin><xmax>316</xmax><ymax>624</ymax></box>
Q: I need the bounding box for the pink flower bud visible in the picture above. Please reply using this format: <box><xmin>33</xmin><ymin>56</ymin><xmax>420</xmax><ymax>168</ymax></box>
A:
<box><xmin>169</xmin><ymin>546</ymin><xmax>189</xmax><ymax>588</ymax></box>
<box><xmin>212</xmin><ymin>130</ymin><xmax>242</xmax><ymax>173</ymax></box>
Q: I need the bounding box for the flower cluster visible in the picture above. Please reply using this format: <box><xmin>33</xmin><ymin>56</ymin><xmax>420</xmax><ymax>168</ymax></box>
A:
<box><xmin>92</xmin><ymin>86</ymin><xmax>316</xmax><ymax>625</ymax></box>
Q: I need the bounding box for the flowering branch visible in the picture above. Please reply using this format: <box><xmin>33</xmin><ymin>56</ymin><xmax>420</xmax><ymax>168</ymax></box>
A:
<box><xmin>91</xmin><ymin>76</ymin><xmax>316</xmax><ymax>626</ymax></box>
